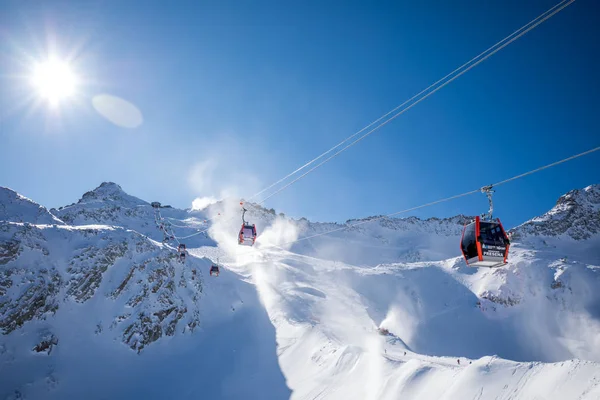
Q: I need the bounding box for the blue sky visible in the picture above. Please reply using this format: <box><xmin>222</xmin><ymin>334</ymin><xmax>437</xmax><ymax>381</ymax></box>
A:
<box><xmin>1</xmin><ymin>0</ymin><xmax>598</xmax><ymax>228</ymax></box>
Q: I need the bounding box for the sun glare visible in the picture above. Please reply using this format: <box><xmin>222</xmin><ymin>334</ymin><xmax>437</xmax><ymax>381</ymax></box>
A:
<box><xmin>31</xmin><ymin>58</ymin><xmax>78</xmax><ymax>106</ymax></box>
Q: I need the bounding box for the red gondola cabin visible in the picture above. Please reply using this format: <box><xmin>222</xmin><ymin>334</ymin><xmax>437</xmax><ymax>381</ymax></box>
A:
<box><xmin>460</xmin><ymin>216</ymin><xmax>510</xmax><ymax>268</ymax></box>
<box><xmin>238</xmin><ymin>223</ymin><xmax>257</xmax><ymax>246</ymax></box>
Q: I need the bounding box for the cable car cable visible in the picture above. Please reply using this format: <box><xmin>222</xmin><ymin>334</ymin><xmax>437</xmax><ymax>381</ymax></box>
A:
<box><xmin>247</xmin><ymin>0</ymin><xmax>574</xmax><ymax>204</ymax></box>
<box><xmin>263</xmin><ymin>145</ymin><xmax>599</xmax><ymax>248</ymax></box>
<box><xmin>254</xmin><ymin>0</ymin><xmax>576</xmax><ymax>206</ymax></box>
<box><xmin>169</xmin><ymin>0</ymin><xmax>576</xmax><ymax>242</ymax></box>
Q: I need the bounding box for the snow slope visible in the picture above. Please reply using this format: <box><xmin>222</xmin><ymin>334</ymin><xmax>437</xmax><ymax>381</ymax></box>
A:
<box><xmin>1</xmin><ymin>183</ymin><xmax>599</xmax><ymax>399</ymax></box>
<box><xmin>0</xmin><ymin>188</ymin><xmax>63</xmax><ymax>225</ymax></box>
<box><xmin>187</xmin><ymin>243</ymin><xmax>600</xmax><ymax>399</ymax></box>
<box><xmin>0</xmin><ymin>221</ymin><xmax>290</xmax><ymax>399</ymax></box>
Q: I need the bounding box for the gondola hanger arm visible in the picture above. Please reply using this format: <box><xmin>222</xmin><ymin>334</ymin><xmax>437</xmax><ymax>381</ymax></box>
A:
<box><xmin>480</xmin><ymin>185</ymin><xmax>495</xmax><ymax>221</ymax></box>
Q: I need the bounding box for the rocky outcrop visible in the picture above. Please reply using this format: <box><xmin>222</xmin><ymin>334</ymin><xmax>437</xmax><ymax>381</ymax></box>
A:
<box><xmin>66</xmin><ymin>242</ymin><xmax>128</xmax><ymax>302</ymax></box>
<box><xmin>0</xmin><ymin>266</ymin><xmax>61</xmax><ymax>334</ymax></box>
<box><xmin>32</xmin><ymin>330</ymin><xmax>59</xmax><ymax>355</ymax></box>
<box><xmin>511</xmin><ymin>184</ymin><xmax>600</xmax><ymax>241</ymax></box>
<box><xmin>113</xmin><ymin>255</ymin><xmax>202</xmax><ymax>353</ymax></box>
<box><xmin>0</xmin><ymin>220</ymin><xmax>204</xmax><ymax>353</ymax></box>
<box><xmin>0</xmin><ymin>239</ymin><xmax>20</xmax><ymax>266</ymax></box>
<box><xmin>479</xmin><ymin>291</ymin><xmax>521</xmax><ymax>307</ymax></box>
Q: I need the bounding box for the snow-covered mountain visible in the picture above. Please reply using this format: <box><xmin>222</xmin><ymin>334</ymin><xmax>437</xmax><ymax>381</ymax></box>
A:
<box><xmin>203</xmin><ymin>200</ymin><xmax>471</xmax><ymax>266</ymax></box>
<box><xmin>0</xmin><ymin>221</ymin><xmax>203</xmax><ymax>345</ymax></box>
<box><xmin>51</xmin><ymin>182</ymin><xmax>216</xmax><ymax>247</ymax></box>
<box><xmin>1</xmin><ymin>182</ymin><xmax>599</xmax><ymax>399</ymax></box>
<box><xmin>512</xmin><ymin>184</ymin><xmax>600</xmax><ymax>240</ymax></box>
<box><xmin>290</xmin><ymin>214</ymin><xmax>470</xmax><ymax>265</ymax></box>
<box><xmin>0</xmin><ymin>188</ymin><xmax>63</xmax><ymax>225</ymax></box>
<box><xmin>509</xmin><ymin>184</ymin><xmax>600</xmax><ymax>262</ymax></box>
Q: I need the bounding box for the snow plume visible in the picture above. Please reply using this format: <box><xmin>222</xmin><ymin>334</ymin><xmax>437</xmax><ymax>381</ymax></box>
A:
<box><xmin>187</xmin><ymin>159</ymin><xmax>220</xmax><ymax>196</ymax></box>
<box><xmin>208</xmin><ymin>197</ymin><xmax>247</xmax><ymax>255</ymax></box>
<box><xmin>309</xmin><ymin>240</ymin><xmax>350</xmax><ymax>264</ymax></box>
<box><xmin>513</xmin><ymin>294</ymin><xmax>574</xmax><ymax>362</ymax></box>
<box><xmin>554</xmin><ymin>266</ymin><xmax>600</xmax><ymax>362</ymax></box>
<box><xmin>257</xmin><ymin>216</ymin><xmax>299</xmax><ymax>251</ymax></box>
<box><xmin>186</xmin><ymin>135</ymin><xmax>262</xmax><ymax>203</ymax></box>
<box><xmin>252</xmin><ymin>257</ymin><xmax>283</xmax><ymax>313</ymax></box>
<box><xmin>509</xmin><ymin>261</ymin><xmax>600</xmax><ymax>362</ymax></box>
<box><xmin>241</xmin><ymin>217</ymin><xmax>300</xmax><ymax>310</ymax></box>
<box><xmin>203</xmin><ymin>196</ymin><xmax>280</xmax><ymax>310</ymax></box>
<box><xmin>561</xmin><ymin>312</ymin><xmax>600</xmax><ymax>362</ymax></box>
<box><xmin>380</xmin><ymin>294</ymin><xmax>420</xmax><ymax>347</ymax></box>
<box><xmin>191</xmin><ymin>196</ymin><xmax>217</xmax><ymax>211</ymax></box>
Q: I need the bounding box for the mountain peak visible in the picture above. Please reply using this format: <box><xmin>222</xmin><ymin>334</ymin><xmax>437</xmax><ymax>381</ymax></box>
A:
<box><xmin>512</xmin><ymin>183</ymin><xmax>600</xmax><ymax>240</ymax></box>
<box><xmin>78</xmin><ymin>182</ymin><xmax>147</xmax><ymax>206</ymax></box>
<box><xmin>99</xmin><ymin>181</ymin><xmax>122</xmax><ymax>190</ymax></box>
<box><xmin>554</xmin><ymin>184</ymin><xmax>600</xmax><ymax>210</ymax></box>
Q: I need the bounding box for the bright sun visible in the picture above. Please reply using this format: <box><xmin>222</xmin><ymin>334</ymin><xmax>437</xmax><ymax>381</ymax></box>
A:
<box><xmin>31</xmin><ymin>58</ymin><xmax>78</xmax><ymax>105</ymax></box>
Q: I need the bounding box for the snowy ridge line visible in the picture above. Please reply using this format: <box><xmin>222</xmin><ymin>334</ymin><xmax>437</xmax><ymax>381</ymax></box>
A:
<box><xmin>259</xmin><ymin>145</ymin><xmax>600</xmax><ymax>249</ymax></box>
<box><xmin>252</xmin><ymin>0</ymin><xmax>576</xmax><ymax>205</ymax></box>
<box><xmin>177</xmin><ymin>144</ymin><xmax>599</xmax><ymax>246</ymax></box>
<box><xmin>0</xmin><ymin>220</ymin><xmax>185</xmax><ymax>256</ymax></box>
<box><xmin>0</xmin><ymin>221</ymin><xmax>120</xmax><ymax>232</ymax></box>
<box><xmin>174</xmin><ymin>0</ymin><xmax>577</xmax><ymax>237</ymax></box>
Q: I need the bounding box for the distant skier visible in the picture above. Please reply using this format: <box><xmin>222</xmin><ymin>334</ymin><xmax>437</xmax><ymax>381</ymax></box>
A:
<box><xmin>457</xmin><ymin>359</ymin><xmax>460</xmax><ymax>365</ymax></box>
